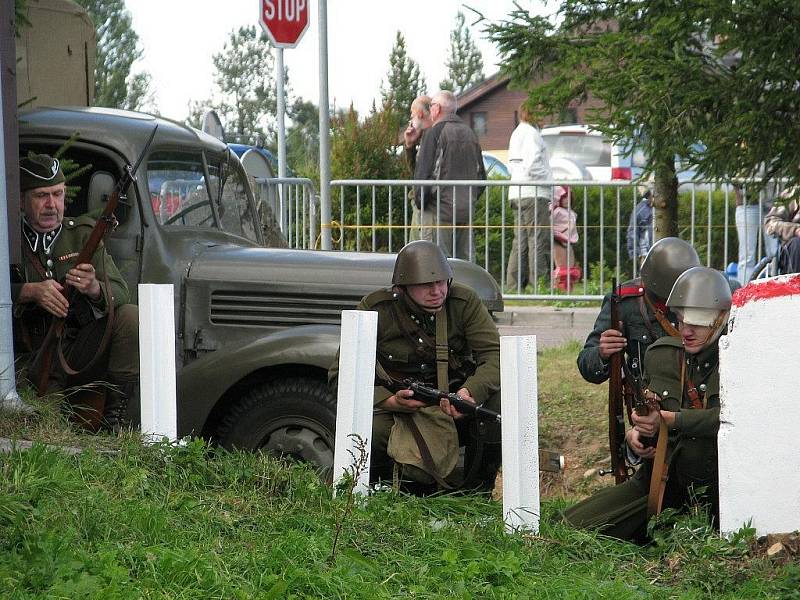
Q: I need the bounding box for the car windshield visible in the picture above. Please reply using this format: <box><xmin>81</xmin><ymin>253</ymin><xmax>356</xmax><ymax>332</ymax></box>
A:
<box><xmin>147</xmin><ymin>149</ymin><xmax>260</xmax><ymax>244</ymax></box>
<box><xmin>543</xmin><ymin>134</ymin><xmax>611</xmax><ymax>167</ymax></box>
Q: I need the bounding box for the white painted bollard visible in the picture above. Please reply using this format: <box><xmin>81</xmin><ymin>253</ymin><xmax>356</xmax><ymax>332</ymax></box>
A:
<box><xmin>332</xmin><ymin>310</ymin><xmax>377</xmax><ymax>496</ymax></box>
<box><xmin>501</xmin><ymin>335</ymin><xmax>540</xmax><ymax>533</ymax></box>
<box><xmin>138</xmin><ymin>284</ymin><xmax>177</xmax><ymax>443</ymax></box>
<box><xmin>719</xmin><ymin>275</ymin><xmax>800</xmax><ymax>536</ymax></box>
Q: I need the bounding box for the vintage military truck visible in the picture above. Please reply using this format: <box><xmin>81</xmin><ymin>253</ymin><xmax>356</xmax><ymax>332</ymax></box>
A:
<box><xmin>17</xmin><ymin>106</ymin><xmax>504</xmax><ymax>471</ymax></box>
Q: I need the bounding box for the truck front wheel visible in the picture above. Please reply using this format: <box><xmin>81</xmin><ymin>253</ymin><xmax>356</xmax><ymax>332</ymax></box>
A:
<box><xmin>216</xmin><ymin>378</ymin><xmax>336</xmax><ymax>476</ymax></box>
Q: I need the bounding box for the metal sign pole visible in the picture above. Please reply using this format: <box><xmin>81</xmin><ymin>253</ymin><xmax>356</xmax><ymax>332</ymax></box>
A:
<box><xmin>318</xmin><ymin>0</ymin><xmax>332</xmax><ymax>250</ymax></box>
<box><xmin>276</xmin><ymin>47</ymin><xmax>287</xmax><ymax>180</ymax></box>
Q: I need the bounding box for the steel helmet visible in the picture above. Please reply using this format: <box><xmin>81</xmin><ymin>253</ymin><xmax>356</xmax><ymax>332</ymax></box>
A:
<box><xmin>667</xmin><ymin>266</ymin><xmax>732</xmax><ymax>326</ymax></box>
<box><xmin>392</xmin><ymin>240</ymin><xmax>453</xmax><ymax>285</ymax></box>
<box><xmin>640</xmin><ymin>237</ymin><xmax>701</xmax><ymax>299</ymax></box>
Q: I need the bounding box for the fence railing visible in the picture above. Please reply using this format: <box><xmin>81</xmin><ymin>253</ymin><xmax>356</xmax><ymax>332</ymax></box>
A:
<box><xmin>253</xmin><ymin>177</ymin><xmax>318</xmax><ymax>249</ymax></box>
<box><xmin>254</xmin><ymin>176</ymin><xmax>781</xmax><ymax>301</ymax></box>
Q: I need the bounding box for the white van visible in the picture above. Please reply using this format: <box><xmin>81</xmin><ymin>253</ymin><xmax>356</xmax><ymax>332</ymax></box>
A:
<box><xmin>540</xmin><ymin>124</ymin><xmax>646</xmax><ymax>182</ymax></box>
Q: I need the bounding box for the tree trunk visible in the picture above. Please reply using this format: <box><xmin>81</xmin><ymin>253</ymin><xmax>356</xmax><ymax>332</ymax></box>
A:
<box><xmin>652</xmin><ymin>159</ymin><xmax>679</xmax><ymax>240</ymax></box>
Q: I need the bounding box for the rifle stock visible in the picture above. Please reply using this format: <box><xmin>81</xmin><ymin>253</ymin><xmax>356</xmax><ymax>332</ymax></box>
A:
<box><xmin>29</xmin><ymin>125</ymin><xmax>158</xmax><ymax>395</ymax></box>
<box><xmin>599</xmin><ymin>278</ymin><xmax>630</xmax><ymax>484</ymax></box>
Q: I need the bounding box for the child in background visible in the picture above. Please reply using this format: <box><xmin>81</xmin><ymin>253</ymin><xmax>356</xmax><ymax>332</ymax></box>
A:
<box><xmin>550</xmin><ymin>185</ymin><xmax>581</xmax><ymax>291</ymax></box>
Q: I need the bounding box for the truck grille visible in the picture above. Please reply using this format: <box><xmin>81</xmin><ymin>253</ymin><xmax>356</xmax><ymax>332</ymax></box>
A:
<box><xmin>209</xmin><ymin>290</ymin><xmax>363</xmax><ymax>327</ymax></box>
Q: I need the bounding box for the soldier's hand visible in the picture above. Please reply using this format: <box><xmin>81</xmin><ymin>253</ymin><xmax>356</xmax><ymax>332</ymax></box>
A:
<box><xmin>22</xmin><ymin>279</ymin><xmax>68</xmax><ymax>317</ymax></box>
<box><xmin>66</xmin><ymin>263</ymin><xmax>101</xmax><ymax>301</ymax></box>
<box><xmin>381</xmin><ymin>388</ymin><xmax>426</xmax><ymax>413</ymax></box>
<box><xmin>631</xmin><ymin>408</ymin><xmax>661</xmax><ymax>437</ymax></box>
<box><xmin>440</xmin><ymin>388</ymin><xmax>474</xmax><ymax>420</ymax></box>
<box><xmin>599</xmin><ymin>328</ymin><xmax>626</xmax><ymax>359</ymax></box>
<box><xmin>626</xmin><ymin>428</ymin><xmax>656</xmax><ymax>459</ymax></box>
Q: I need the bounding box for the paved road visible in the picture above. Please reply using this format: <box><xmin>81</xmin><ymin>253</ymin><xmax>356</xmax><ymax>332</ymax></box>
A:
<box><xmin>494</xmin><ymin>306</ymin><xmax>599</xmax><ymax>349</ymax></box>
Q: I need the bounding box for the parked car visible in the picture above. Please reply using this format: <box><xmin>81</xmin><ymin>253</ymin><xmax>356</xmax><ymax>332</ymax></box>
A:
<box><xmin>17</xmin><ymin>106</ymin><xmax>503</xmax><ymax>475</ymax></box>
<box><xmin>482</xmin><ymin>152</ymin><xmax>510</xmax><ymax>179</ymax></box>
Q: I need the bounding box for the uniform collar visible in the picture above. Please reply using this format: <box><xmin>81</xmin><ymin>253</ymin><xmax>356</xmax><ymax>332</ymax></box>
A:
<box><xmin>22</xmin><ymin>218</ymin><xmax>62</xmax><ymax>255</ymax></box>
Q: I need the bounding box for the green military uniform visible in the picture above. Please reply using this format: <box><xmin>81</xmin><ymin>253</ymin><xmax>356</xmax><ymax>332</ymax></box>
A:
<box><xmin>12</xmin><ymin>215</ymin><xmax>139</xmax><ymax>393</ymax></box>
<box><xmin>577</xmin><ymin>279</ymin><xmax>679</xmax><ymax>384</ymax></box>
<box><xmin>563</xmin><ymin>336</ymin><xmax>721</xmax><ymax>541</ymax></box>
<box><xmin>329</xmin><ymin>281</ymin><xmax>501</xmax><ymax>489</ymax></box>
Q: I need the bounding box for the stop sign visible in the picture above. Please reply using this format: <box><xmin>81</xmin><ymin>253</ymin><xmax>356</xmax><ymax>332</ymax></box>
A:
<box><xmin>259</xmin><ymin>0</ymin><xmax>310</xmax><ymax>48</ymax></box>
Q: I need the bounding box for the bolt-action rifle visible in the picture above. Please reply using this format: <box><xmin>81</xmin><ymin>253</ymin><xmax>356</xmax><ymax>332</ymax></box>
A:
<box><xmin>381</xmin><ymin>376</ymin><xmax>565</xmax><ymax>473</ymax></box>
<box><xmin>29</xmin><ymin>125</ymin><xmax>158</xmax><ymax>395</ymax></box>
<box><xmin>598</xmin><ymin>279</ymin><xmax>631</xmax><ymax>484</ymax></box>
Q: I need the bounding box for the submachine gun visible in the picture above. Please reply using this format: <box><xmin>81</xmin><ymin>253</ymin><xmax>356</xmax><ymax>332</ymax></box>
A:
<box><xmin>382</xmin><ymin>376</ymin><xmax>565</xmax><ymax>473</ymax></box>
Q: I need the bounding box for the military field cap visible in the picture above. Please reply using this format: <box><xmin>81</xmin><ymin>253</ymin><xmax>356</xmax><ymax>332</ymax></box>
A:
<box><xmin>20</xmin><ymin>153</ymin><xmax>65</xmax><ymax>192</ymax></box>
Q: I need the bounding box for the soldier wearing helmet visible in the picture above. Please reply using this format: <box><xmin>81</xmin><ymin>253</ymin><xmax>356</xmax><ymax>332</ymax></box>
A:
<box><xmin>577</xmin><ymin>237</ymin><xmax>701</xmax><ymax>385</ymax></box>
<box><xmin>564</xmin><ymin>267</ymin><xmax>731</xmax><ymax>541</ymax></box>
<box><xmin>328</xmin><ymin>240</ymin><xmax>501</xmax><ymax>492</ymax></box>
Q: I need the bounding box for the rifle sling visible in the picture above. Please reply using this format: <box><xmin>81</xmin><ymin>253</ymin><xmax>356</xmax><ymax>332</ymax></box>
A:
<box><xmin>399</xmin><ymin>414</ymin><xmax>453</xmax><ymax>490</ymax></box>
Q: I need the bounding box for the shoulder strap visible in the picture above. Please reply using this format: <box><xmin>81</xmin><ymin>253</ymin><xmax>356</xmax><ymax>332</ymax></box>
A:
<box><xmin>435</xmin><ymin>307</ymin><xmax>449</xmax><ymax>391</ymax></box>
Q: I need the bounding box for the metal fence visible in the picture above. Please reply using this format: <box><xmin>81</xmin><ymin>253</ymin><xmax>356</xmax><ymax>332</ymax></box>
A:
<box><xmin>253</xmin><ymin>177</ymin><xmax>318</xmax><ymax>249</ymax></box>
<box><xmin>254</xmin><ymin>176</ymin><xmax>781</xmax><ymax>301</ymax></box>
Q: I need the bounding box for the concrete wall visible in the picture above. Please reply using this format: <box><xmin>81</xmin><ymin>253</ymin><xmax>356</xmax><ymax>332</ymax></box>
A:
<box><xmin>718</xmin><ymin>274</ymin><xmax>800</xmax><ymax>535</ymax></box>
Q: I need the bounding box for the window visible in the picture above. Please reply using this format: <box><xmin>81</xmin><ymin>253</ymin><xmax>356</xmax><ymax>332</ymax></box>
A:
<box><xmin>471</xmin><ymin>112</ymin><xmax>487</xmax><ymax>136</ymax></box>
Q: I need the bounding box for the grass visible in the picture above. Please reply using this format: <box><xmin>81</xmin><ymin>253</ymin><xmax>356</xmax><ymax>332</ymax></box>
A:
<box><xmin>0</xmin><ymin>353</ymin><xmax>797</xmax><ymax>598</ymax></box>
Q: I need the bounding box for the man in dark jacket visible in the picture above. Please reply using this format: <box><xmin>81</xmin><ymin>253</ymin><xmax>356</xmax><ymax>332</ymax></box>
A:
<box><xmin>413</xmin><ymin>90</ymin><xmax>486</xmax><ymax>259</ymax></box>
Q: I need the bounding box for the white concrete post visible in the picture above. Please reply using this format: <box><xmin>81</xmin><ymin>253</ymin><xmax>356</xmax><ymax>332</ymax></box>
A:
<box><xmin>332</xmin><ymin>310</ymin><xmax>377</xmax><ymax>496</ymax></box>
<box><xmin>501</xmin><ymin>335</ymin><xmax>540</xmax><ymax>534</ymax></box>
<box><xmin>138</xmin><ymin>284</ymin><xmax>177</xmax><ymax>443</ymax></box>
<box><xmin>718</xmin><ymin>274</ymin><xmax>800</xmax><ymax>536</ymax></box>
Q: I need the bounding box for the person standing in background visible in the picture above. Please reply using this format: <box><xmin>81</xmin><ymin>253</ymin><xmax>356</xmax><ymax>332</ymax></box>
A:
<box><xmin>505</xmin><ymin>104</ymin><xmax>553</xmax><ymax>290</ymax></box>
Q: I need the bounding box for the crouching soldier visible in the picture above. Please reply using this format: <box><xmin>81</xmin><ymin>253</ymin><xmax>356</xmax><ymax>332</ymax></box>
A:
<box><xmin>563</xmin><ymin>266</ymin><xmax>732</xmax><ymax>541</ymax></box>
<box><xmin>10</xmin><ymin>153</ymin><xmax>140</xmax><ymax>430</ymax></box>
<box><xmin>329</xmin><ymin>240</ymin><xmax>502</xmax><ymax>493</ymax></box>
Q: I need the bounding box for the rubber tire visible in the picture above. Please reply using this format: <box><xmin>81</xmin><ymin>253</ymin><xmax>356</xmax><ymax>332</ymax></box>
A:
<box><xmin>216</xmin><ymin>378</ymin><xmax>336</xmax><ymax>476</ymax></box>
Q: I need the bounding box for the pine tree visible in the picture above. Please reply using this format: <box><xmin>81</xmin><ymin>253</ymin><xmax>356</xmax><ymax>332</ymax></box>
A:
<box><xmin>187</xmin><ymin>26</ymin><xmax>283</xmax><ymax>146</ymax></box>
<box><xmin>75</xmin><ymin>0</ymin><xmax>151</xmax><ymax>111</ymax></box>
<box><xmin>380</xmin><ymin>32</ymin><xmax>426</xmax><ymax>126</ymax></box>
<box><xmin>440</xmin><ymin>12</ymin><xmax>484</xmax><ymax>94</ymax></box>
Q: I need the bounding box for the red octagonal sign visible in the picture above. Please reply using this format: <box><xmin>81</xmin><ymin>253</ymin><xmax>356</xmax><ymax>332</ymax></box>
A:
<box><xmin>259</xmin><ymin>0</ymin><xmax>310</xmax><ymax>48</ymax></box>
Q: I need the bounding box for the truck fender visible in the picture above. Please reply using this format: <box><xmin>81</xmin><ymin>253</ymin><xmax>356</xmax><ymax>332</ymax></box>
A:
<box><xmin>177</xmin><ymin>324</ymin><xmax>342</xmax><ymax>435</ymax></box>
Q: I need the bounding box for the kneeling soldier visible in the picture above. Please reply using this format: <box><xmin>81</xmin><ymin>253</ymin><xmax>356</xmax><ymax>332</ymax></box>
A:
<box><xmin>329</xmin><ymin>240</ymin><xmax>502</xmax><ymax>492</ymax></box>
<box><xmin>563</xmin><ymin>266</ymin><xmax>731</xmax><ymax>541</ymax></box>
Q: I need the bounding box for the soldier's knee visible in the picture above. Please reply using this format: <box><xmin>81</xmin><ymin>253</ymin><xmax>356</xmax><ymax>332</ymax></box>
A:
<box><xmin>113</xmin><ymin>304</ymin><xmax>139</xmax><ymax>339</ymax></box>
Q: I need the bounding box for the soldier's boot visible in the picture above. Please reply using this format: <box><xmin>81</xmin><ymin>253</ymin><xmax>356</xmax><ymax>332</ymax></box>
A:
<box><xmin>102</xmin><ymin>380</ymin><xmax>139</xmax><ymax>433</ymax></box>
<box><xmin>462</xmin><ymin>420</ymin><xmax>502</xmax><ymax>493</ymax></box>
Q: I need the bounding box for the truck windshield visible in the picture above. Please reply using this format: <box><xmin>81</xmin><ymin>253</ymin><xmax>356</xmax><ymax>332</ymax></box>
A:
<box><xmin>146</xmin><ymin>149</ymin><xmax>259</xmax><ymax>243</ymax></box>
<box><xmin>147</xmin><ymin>151</ymin><xmax>216</xmax><ymax>228</ymax></box>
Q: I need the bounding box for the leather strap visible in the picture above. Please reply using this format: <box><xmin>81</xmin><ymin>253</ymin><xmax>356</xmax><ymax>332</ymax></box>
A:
<box><xmin>435</xmin><ymin>307</ymin><xmax>449</xmax><ymax>391</ymax></box>
<box><xmin>643</xmin><ymin>294</ymin><xmax>680</xmax><ymax>337</ymax></box>
<box><xmin>401</xmin><ymin>413</ymin><xmax>453</xmax><ymax>490</ymax></box>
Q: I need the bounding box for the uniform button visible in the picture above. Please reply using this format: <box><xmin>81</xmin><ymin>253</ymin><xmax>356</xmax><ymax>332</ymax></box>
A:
<box><xmin>46</xmin><ymin>259</ymin><xmax>54</xmax><ymax>267</ymax></box>
<box><xmin>420</xmin><ymin>364</ymin><xmax>428</xmax><ymax>370</ymax></box>
<box><xmin>387</xmin><ymin>354</ymin><xmax>393</xmax><ymax>360</ymax></box>
<box><xmin>68</xmin><ymin>220</ymin><xmax>74</xmax><ymax>226</ymax></box>
<box><xmin>418</xmin><ymin>338</ymin><xmax>423</xmax><ymax>343</ymax></box>
<box><xmin>699</xmin><ymin>384</ymin><xmax>707</xmax><ymax>392</ymax></box>
<box><xmin>662</xmin><ymin>390</ymin><xmax>669</xmax><ymax>397</ymax></box>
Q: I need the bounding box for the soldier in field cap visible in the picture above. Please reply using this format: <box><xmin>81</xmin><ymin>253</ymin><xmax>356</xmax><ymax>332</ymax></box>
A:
<box><xmin>10</xmin><ymin>152</ymin><xmax>139</xmax><ymax>430</ymax></box>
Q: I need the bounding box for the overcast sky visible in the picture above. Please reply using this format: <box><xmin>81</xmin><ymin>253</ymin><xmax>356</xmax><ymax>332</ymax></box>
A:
<box><xmin>125</xmin><ymin>0</ymin><xmax>548</xmax><ymax>122</ymax></box>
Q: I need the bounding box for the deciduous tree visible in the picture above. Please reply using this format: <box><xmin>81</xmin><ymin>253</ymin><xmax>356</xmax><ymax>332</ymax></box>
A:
<box><xmin>75</xmin><ymin>0</ymin><xmax>151</xmax><ymax>111</ymax></box>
